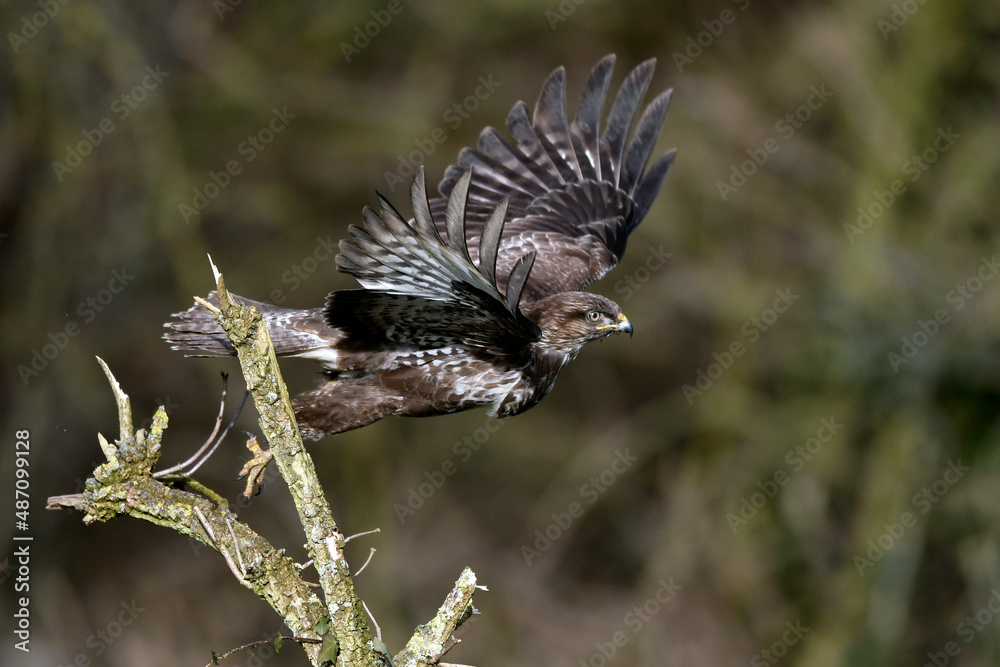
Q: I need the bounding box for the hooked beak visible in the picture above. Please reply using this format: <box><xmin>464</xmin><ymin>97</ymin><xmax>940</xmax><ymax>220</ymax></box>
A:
<box><xmin>617</xmin><ymin>312</ymin><xmax>633</xmax><ymax>338</ymax></box>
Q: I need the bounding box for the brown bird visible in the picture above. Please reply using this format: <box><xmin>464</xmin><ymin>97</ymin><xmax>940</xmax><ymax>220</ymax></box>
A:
<box><xmin>164</xmin><ymin>54</ymin><xmax>675</xmax><ymax>440</ymax></box>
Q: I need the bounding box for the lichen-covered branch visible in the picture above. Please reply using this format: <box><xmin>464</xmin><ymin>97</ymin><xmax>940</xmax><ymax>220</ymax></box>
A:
<box><xmin>394</xmin><ymin>567</ymin><xmax>479</xmax><ymax>667</ymax></box>
<box><xmin>209</xmin><ymin>268</ymin><xmax>388</xmax><ymax>667</ymax></box>
<box><xmin>46</xmin><ymin>359</ymin><xmax>327</xmax><ymax>663</ymax></box>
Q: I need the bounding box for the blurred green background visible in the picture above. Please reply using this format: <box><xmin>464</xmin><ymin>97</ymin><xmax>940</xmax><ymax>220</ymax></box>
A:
<box><xmin>2</xmin><ymin>0</ymin><xmax>1000</xmax><ymax>665</ymax></box>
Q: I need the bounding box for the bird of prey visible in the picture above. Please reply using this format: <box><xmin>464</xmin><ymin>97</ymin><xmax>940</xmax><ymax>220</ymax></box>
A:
<box><xmin>165</xmin><ymin>54</ymin><xmax>675</xmax><ymax>440</ymax></box>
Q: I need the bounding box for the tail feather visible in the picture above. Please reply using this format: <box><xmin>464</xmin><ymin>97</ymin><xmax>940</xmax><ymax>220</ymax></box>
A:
<box><xmin>163</xmin><ymin>291</ymin><xmax>338</xmax><ymax>357</ymax></box>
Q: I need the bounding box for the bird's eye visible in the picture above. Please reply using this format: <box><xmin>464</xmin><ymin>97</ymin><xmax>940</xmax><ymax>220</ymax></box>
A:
<box><xmin>586</xmin><ymin>311</ymin><xmax>602</xmax><ymax>322</ymax></box>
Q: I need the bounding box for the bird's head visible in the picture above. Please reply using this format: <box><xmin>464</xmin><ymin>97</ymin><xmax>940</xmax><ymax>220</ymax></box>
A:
<box><xmin>522</xmin><ymin>292</ymin><xmax>633</xmax><ymax>356</ymax></box>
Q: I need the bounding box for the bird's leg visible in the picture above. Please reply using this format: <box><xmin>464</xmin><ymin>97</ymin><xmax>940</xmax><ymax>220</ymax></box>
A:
<box><xmin>292</xmin><ymin>380</ymin><xmax>403</xmax><ymax>441</ymax></box>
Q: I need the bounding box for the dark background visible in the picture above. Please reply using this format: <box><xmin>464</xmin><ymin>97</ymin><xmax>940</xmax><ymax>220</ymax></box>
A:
<box><xmin>3</xmin><ymin>1</ymin><xmax>1000</xmax><ymax>665</ymax></box>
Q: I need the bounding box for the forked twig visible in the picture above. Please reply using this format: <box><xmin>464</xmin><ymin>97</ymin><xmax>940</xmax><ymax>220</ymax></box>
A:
<box><xmin>155</xmin><ymin>374</ymin><xmax>249</xmax><ymax>478</ymax></box>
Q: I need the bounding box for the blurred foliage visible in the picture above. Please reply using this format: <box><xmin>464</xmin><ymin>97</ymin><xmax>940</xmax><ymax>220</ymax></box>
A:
<box><xmin>2</xmin><ymin>0</ymin><xmax>1000</xmax><ymax>665</ymax></box>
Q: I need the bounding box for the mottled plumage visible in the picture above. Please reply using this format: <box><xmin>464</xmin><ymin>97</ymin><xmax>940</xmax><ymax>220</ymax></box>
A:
<box><xmin>164</xmin><ymin>55</ymin><xmax>674</xmax><ymax>440</ymax></box>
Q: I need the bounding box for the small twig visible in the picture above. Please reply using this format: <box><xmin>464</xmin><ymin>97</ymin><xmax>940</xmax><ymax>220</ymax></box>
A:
<box><xmin>219</xmin><ymin>546</ymin><xmax>248</xmax><ymax>586</ymax></box>
<box><xmin>203</xmin><ymin>634</ymin><xmax>321</xmax><ymax>667</ymax></box>
<box><xmin>194</xmin><ymin>506</ymin><xmax>218</xmax><ymax>543</ymax></box>
<box><xmin>154</xmin><ymin>372</ymin><xmax>229</xmax><ymax>476</ymax></box>
<box><xmin>354</xmin><ymin>548</ymin><xmax>376</xmax><ymax>577</ymax></box>
<box><xmin>45</xmin><ymin>493</ymin><xmax>84</xmax><ymax>510</ymax></box>
<box><xmin>441</xmin><ymin>635</ymin><xmax>460</xmax><ymax>656</ymax></box>
<box><xmin>155</xmin><ymin>379</ymin><xmax>249</xmax><ymax>478</ymax></box>
<box><xmin>362</xmin><ymin>600</ymin><xmax>381</xmax><ymax>642</ymax></box>
<box><xmin>344</xmin><ymin>527</ymin><xmax>381</xmax><ymax>544</ymax></box>
<box><xmin>196</xmin><ymin>295</ymin><xmax>220</xmax><ymax>315</ymax></box>
<box><xmin>194</xmin><ymin>505</ymin><xmax>245</xmax><ymax>583</ymax></box>
<box><xmin>194</xmin><ymin>506</ymin><xmax>245</xmax><ymax>582</ymax></box>
<box><xmin>227</xmin><ymin>518</ymin><xmax>246</xmax><ymax>576</ymax></box>
<box><xmin>96</xmin><ymin>356</ymin><xmax>132</xmax><ymax>442</ymax></box>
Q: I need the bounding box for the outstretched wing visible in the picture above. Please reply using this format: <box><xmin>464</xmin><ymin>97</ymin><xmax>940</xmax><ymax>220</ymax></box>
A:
<box><xmin>433</xmin><ymin>54</ymin><xmax>675</xmax><ymax>301</ymax></box>
<box><xmin>330</xmin><ymin>166</ymin><xmax>540</xmax><ymax>360</ymax></box>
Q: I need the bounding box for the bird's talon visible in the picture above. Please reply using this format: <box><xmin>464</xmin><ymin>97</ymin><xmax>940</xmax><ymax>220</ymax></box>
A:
<box><xmin>237</xmin><ymin>434</ymin><xmax>273</xmax><ymax>501</ymax></box>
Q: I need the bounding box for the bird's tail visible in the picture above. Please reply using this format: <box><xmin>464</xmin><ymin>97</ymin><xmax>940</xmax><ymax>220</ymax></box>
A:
<box><xmin>163</xmin><ymin>291</ymin><xmax>335</xmax><ymax>357</ymax></box>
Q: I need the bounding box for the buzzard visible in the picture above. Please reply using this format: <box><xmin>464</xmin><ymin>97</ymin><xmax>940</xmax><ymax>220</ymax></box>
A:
<box><xmin>165</xmin><ymin>54</ymin><xmax>675</xmax><ymax>440</ymax></box>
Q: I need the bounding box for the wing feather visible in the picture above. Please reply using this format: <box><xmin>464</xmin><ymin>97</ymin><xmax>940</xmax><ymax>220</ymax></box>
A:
<box><xmin>621</xmin><ymin>89</ymin><xmax>673</xmax><ymax>198</ymax></box>
<box><xmin>603</xmin><ymin>58</ymin><xmax>656</xmax><ymax>189</ymax></box>
<box><xmin>478</xmin><ymin>196</ymin><xmax>508</xmax><ymax>282</ymax></box>
<box><xmin>533</xmin><ymin>66</ymin><xmax>582</xmax><ymax>180</ymax></box>
<box><xmin>570</xmin><ymin>53</ymin><xmax>615</xmax><ymax>182</ymax></box>
<box><xmin>505</xmin><ymin>101</ymin><xmax>567</xmax><ymax>189</ymax></box>
<box><xmin>433</xmin><ymin>55</ymin><xmax>675</xmax><ymax>300</ymax></box>
<box><xmin>444</xmin><ymin>169</ymin><xmax>474</xmax><ymax>263</ymax></box>
<box><xmin>409</xmin><ymin>167</ymin><xmax>445</xmax><ymax>244</ymax></box>
<box><xmin>332</xmin><ymin>166</ymin><xmax>539</xmax><ymax>359</ymax></box>
<box><xmin>632</xmin><ymin>148</ymin><xmax>677</xmax><ymax>226</ymax></box>
<box><xmin>505</xmin><ymin>252</ymin><xmax>535</xmax><ymax>313</ymax></box>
